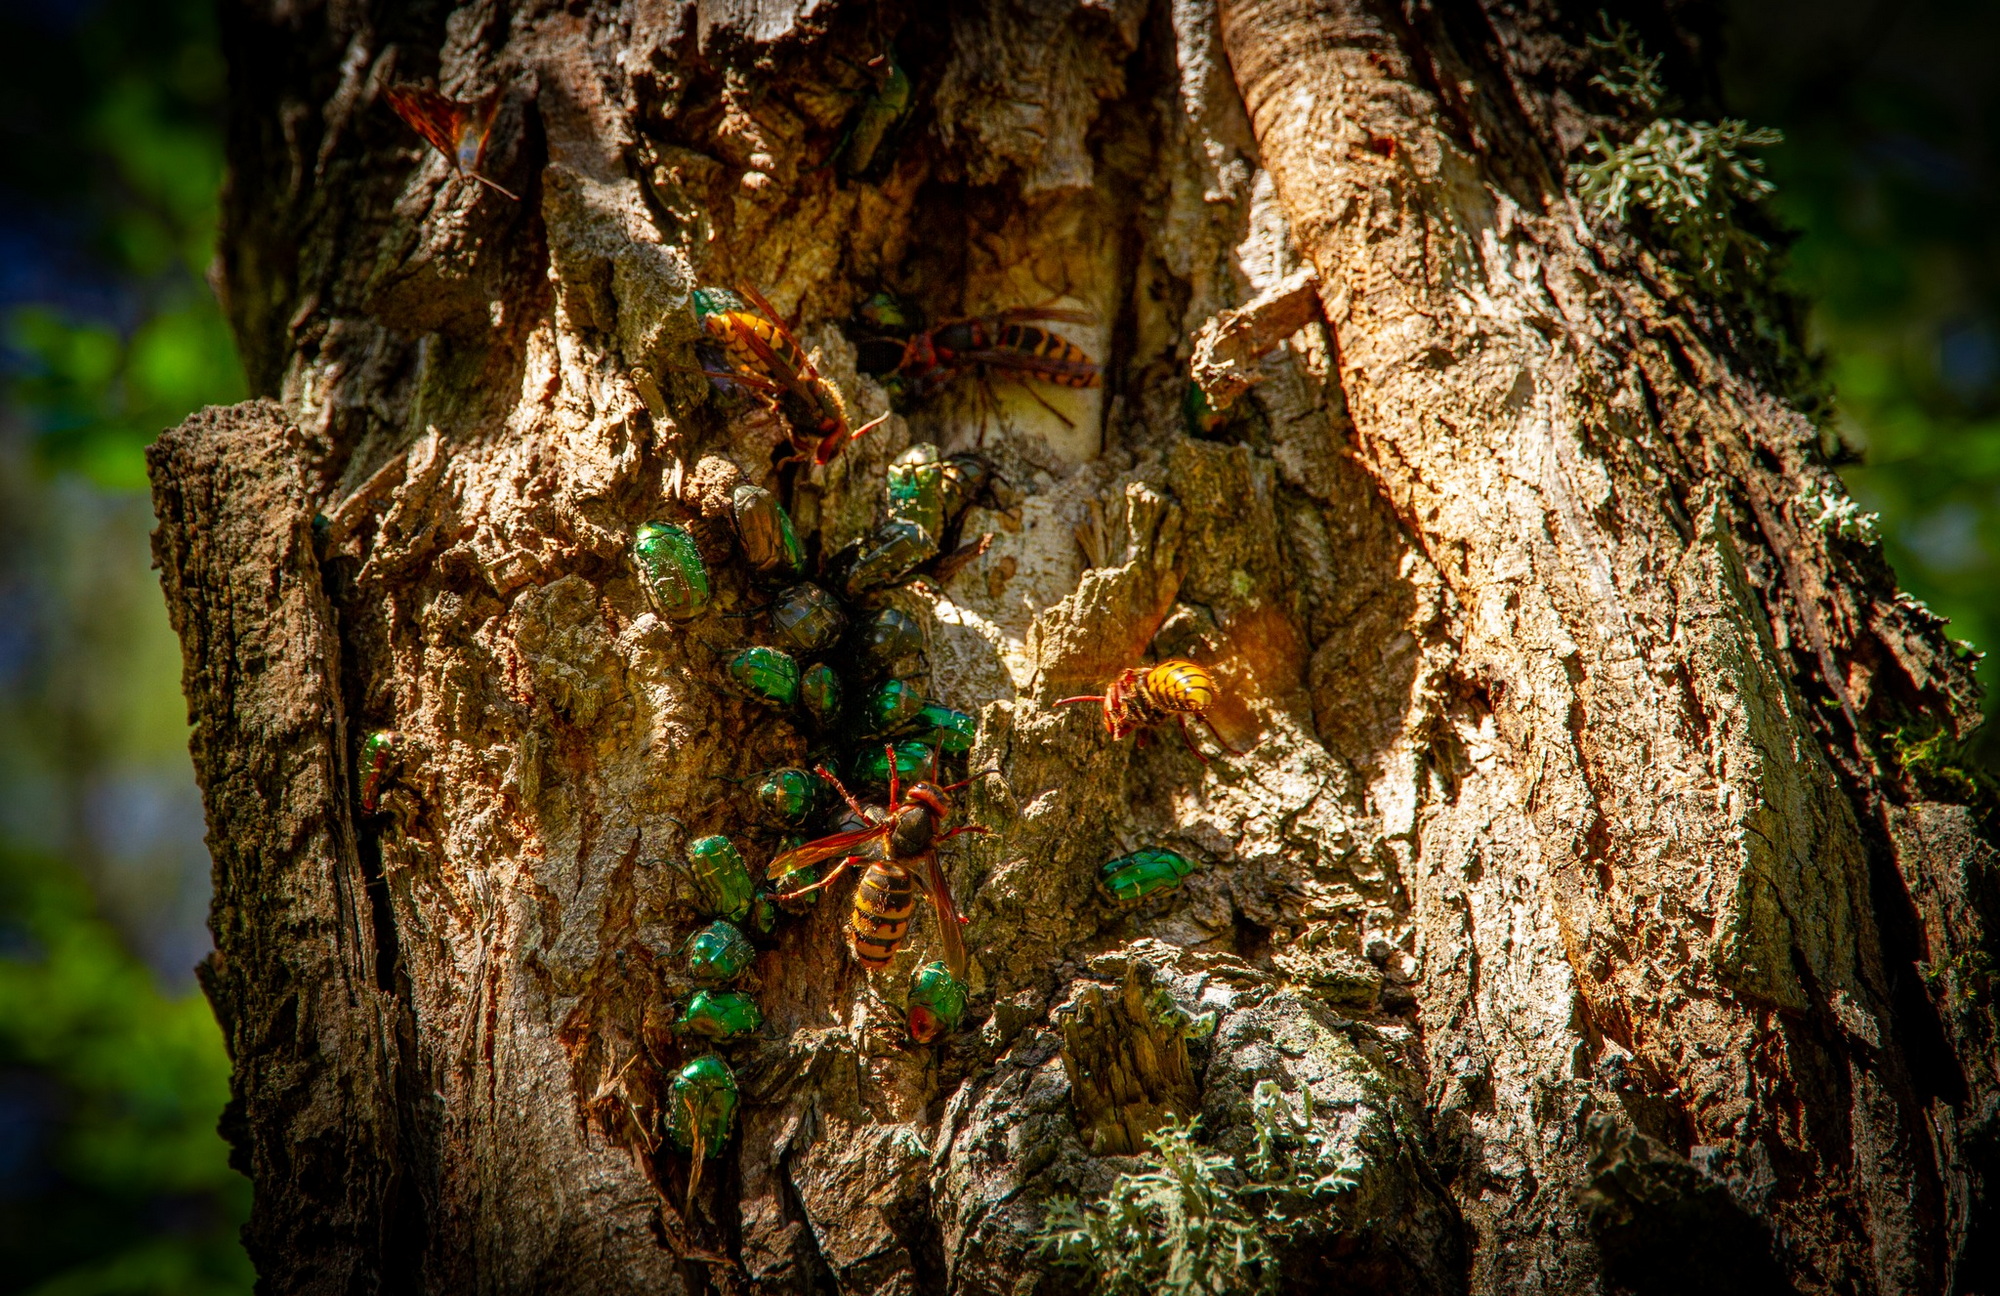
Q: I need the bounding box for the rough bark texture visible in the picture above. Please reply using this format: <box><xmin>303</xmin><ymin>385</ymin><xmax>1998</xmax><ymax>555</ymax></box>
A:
<box><xmin>151</xmin><ymin>1</ymin><xmax>1998</xmax><ymax>1294</ymax></box>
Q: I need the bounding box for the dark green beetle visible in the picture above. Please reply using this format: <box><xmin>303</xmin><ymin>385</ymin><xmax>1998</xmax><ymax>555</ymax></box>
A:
<box><xmin>837</xmin><ymin>53</ymin><xmax>911</xmax><ymax>178</ymax></box>
<box><xmin>853</xmin><ymin>607</ymin><xmax>927</xmax><ymax>680</ymax></box>
<box><xmin>751</xmin><ymin>767</ymin><xmax>820</xmax><ymax>827</ymax></box>
<box><xmin>907</xmin><ymin>959</ymin><xmax>969</xmax><ymax>1044</ymax></box>
<box><xmin>687</xmin><ymin>836</ymin><xmax>753</xmax><ymax>923</ymax></box>
<box><xmin>770</xmin><ymin>582</ymin><xmax>847</xmax><ymax>657</ymax></box>
<box><xmin>727</xmin><ymin>646</ymin><xmax>801</xmax><ymax>710</ymax></box>
<box><xmin>731</xmin><ymin>482</ymin><xmax>805</xmax><ymax>582</ymax></box>
<box><xmin>841</xmin><ymin>519</ymin><xmax>935</xmax><ymax>597</ymax></box>
<box><xmin>799</xmin><ymin>662</ymin><xmax>843</xmax><ymax>729</ymax></box>
<box><xmin>1182</xmin><ymin>381</ymin><xmax>1229</xmax><ymax>437</ymax></box>
<box><xmin>633</xmin><ymin>521</ymin><xmax>712</xmax><ymax>621</ymax></box>
<box><xmin>861</xmin><ymin>679</ymin><xmax>926</xmax><ymax>735</ymax></box>
<box><xmin>666</xmin><ymin>1053</ymin><xmax>739</xmax><ymax>1207</ymax></box>
<box><xmin>886</xmin><ymin>444</ymin><xmax>946</xmax><ymax>542</ymax></box>
<box><xmin>855</xmin><ymin>291</ymin><xmax>912</xmax><ymax>334</ymax></box>
<box><xmin>848</xmin><ymin>740</ymin><xmax>935</xmax><ymax>789</ymax></box>
<box><xmin>1098</xmin><ymin>849</ymin><xmax>1199</xmax><ymax>907</ymax></box>
<box><xmin>687</xmin><ymin>919</ymin><xmax>756</xmax><ymax>981</ymax></box>
<box><xmin>938</xmin><ymin>452</ymin><xmax>995</xmax><ymax>520</ymax></box>
<box><xmin>677</xmin><ymin>989</ymin><xmax>763</xmax><ymax>1041</ymax></box>
<box><xmin>915</xmin><ymin>702</ymin><xmax>975</xmax><ymax>755</ymax></box>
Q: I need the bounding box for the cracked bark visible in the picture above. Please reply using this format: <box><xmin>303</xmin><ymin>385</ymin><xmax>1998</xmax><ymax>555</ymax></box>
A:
<box><xmin>152</xmin><ymin>1</ymin><xmax>1997</xmax><ymax>1293</ymax></box>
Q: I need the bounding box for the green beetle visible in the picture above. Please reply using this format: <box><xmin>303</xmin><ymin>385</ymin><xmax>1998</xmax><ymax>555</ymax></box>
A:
<box><xmin>799</xmin><ymin>662</ymin><xmax>843</xmax><ymax>730</ymax></box>
<box><xmin>750</xmin><ymin>767</ymin><xmax>820</xmax><ymax>827</ymax></box>
<box><xmin>852</xmin><ymin>606</ymin><xmax>927</xmax><ymax>680</ymax></box>
<box><xmin>727</xmin><ymin>646</ymin><xmax>801</xmax><ymax>711</ymax></box>
<box><xmin>840</xmin><ymin>519</ymin><xmax>935</xmax><ymax>597</ymax></box>
<box><xmin>848</xmin><ymin>740</ymin><xmax>936</xmax><ymax>789</ymax></box>
<box><xmin>914</xmin><ymin>702</ymin><xmax>975</xmax><ymax>755</ymax></box>
<box><xmin>676</xmin><ymin>989</ymin><xmax>763</xmax><ymax>1041</ymax></box>
<box><xmin>686</xmin><ymin>836</ymin><xmax>753</xmax><ymax>923</ymax></box>
<box><xmin>666</xmin><ymin>1053</ymin><xmax>740</xmax><ymax>1208</ymax></box>
<box><xmin>730</xmin><ymin>482</ymin><xmax>806</xmax><ymax>582</ymax></box>
<box><xmin>886</xmin><ymin>444</ymin><xmax>946</xmax><ymax>541</ymax></box>
<box><xmin>907</xmin><ymin>960</ymin><xmax>969</xmax><ymax>1044</ymax></box>
<box><xmin>861</xmin><ymin>678</ymin><xmax>926</xmax><ymax>735</ymax></box>
<box><xmin>1098</xmin><ymin>849</ymin><xmax>1199</xmax><ymax>907</ymax></box>
<box><xmin>769</xmin><ymin>582</ymin><xmax>848</xmax><ymax>657</ymax></box>
<box><xmin>687</xmin><ymin>919</ymin><xmax>756</xmax><ymax>982</ymax></box>
<box><xmin>837</xmin><ymin>52</ymin><xmax>912</xmax><ymax>178</ymax></box>
<box><xmin>633</xmin><ymin>521</ymin><xmax>712</xmax><ymax>621</ymax></box>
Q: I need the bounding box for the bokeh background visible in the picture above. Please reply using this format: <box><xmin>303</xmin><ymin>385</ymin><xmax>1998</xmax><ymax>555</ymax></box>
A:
<box><xmin>0</xmin><ymin>0</ymin><xmax>1993</xmax><ymax>1288</ymax></box>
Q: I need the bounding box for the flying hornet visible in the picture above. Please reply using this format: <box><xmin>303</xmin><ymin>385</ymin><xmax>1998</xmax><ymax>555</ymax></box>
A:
<box><xmin>694</xmin><ymin>285</ymin><xmax>889</xmax><ymax>471</ymax></box>
<box><xmin>1057</xmin><ymin>658</ymin><xmax>1246</xmax><ymax>764</ymax></box>
<box><xmin>893</xmin><ymin>306</ymin><xmax>1101</xmax><ymax>429</ymax></box>
<box><xmin>765</xmin><ymin>752</ymin><xmax>996</xmax><ymax>978</ymax></box>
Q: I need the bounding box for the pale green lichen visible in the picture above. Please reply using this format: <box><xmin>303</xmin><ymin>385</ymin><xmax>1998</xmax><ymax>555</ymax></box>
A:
<box><xmin>1795</xmin><ymin>481</ymin><xmax>1881</xmax><ymax>543</ymax></box>
<box><xmin>1573</xmin><ymin>18</ymin><xmax>1784</xmax><ymax>300</ymax></box>
<box><xmin>1037</xmin><ymin>1085</ymin><xmax>1361</xmax><ymax>1295</ymax></box>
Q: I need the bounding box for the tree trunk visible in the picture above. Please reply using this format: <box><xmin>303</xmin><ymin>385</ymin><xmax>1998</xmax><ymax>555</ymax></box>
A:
<box><xmin>150</xmin><ymin>1</ymin><xmax>1998</xmax><ymax>1293</ymax></box>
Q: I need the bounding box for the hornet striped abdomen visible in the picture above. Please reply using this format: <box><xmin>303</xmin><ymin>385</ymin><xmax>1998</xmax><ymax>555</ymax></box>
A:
<box><xmin>848</xmin><ymin>861</ymin><xmax>917</xmax><ymax>969</ymax></box>
<box><xmin>1057</xmin><ymin>657</ymin><xmax>1243</xmax><ymax>764</ymax></box>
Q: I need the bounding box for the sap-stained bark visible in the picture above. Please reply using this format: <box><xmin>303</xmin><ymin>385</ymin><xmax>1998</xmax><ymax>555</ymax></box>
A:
<box><xmin>160</xmin><ymin>1</ymin><xmax>1995</xmax><ymax>1294</ymax></box>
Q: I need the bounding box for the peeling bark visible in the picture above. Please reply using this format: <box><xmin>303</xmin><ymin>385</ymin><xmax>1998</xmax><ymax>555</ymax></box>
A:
<box><xmin>154</xmin><ymin>2</ymin><xmax>1996</xmax><ymax>1293</ymax></box>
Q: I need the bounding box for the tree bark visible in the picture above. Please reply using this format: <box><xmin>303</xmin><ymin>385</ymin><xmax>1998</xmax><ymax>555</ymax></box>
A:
<box><xmin>152</xmin><ymin>2</ymin><xmax>1997</xmax><ymax>1294</ymax></box>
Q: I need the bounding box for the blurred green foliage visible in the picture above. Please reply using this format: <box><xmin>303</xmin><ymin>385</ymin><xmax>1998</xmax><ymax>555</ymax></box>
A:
<box><xmin>1724</xmin><ymin>1</ymin><xmax>2000</xmax><ymax>752</ymax></box>
<box><xmin>0</xmin><ymin>0</ymin><xmax>252</xmax><ymax>1287</ymax></box>
<box><xmin>0</xmin><ymin>0</ymin><xmax>243</xmax><ymax>489</ymax></box>
<box><xmin>0</xmin><ymin>844</ymin><xmax>247</xmax><ymax>1294</ymax></box>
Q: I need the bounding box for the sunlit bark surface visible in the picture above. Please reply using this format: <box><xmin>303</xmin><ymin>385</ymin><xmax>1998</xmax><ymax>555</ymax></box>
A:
<box><xmin>149</xmin><ymin>2</ymin><xmax>1996</xmax><ymax>1293</ymax></box>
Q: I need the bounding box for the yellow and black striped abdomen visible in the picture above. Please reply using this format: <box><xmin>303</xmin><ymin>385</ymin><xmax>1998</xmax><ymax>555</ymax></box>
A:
<box><xmin>707</xmin><ymin>310</ymin><xmax>807</xmax><ymax>384</ymax></box>
<box><xmin>993</xmin><ymin>323</ymin><xmax>1098</xmax><ymax>387</ymax></box>
<box><xmin>1137</xmin><ymin>659</ymin><xmax>1218</xmax><ymax>716</ymax></box>
<box><xmin>847</xmin><ymin>862</ymin><xmax>915</xmax><ymax>969</ymax></box>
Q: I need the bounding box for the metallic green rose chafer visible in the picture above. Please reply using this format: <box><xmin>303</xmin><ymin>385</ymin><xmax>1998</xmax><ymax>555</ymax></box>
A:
<box><xmin>633</xmin><ymin>521</ymin><xmax>712</xmax><ymax>621</ymax></box>
<box><xmin>848</xmin><ymin>740</ymin><xmax>935</xmax><ymax>789</ymax></box>
<box><xmin>358</xmin><ymin>729</ymin><xmax>401</xmax><ymax>814</ymax></box>
<box><xmin>915</xmin><ymin>702</ymin><xmax>975</xmax><ymax>755</ymax></box>
<box><xmin>731</xmin><ymin>482</ymin><xmax>806</xmax><ymax>582</ymax></box>
<box><xmin>907</xmin><ymin>960</ymin><xmax>968</xmax><ymax>1044</ymax></box>
<box><xmin>666</xmin><ymin>1052</ymin><xmax>739</xmax><ymax>1206</ymax></box>
<box><xmin>770</xmin><ymin>582</ymin><xmax>848</xmax><ymax>657</ymax></box>
<box><xmin>886</xmin><ymin>444</ymin><xmax>946</xmax><ymax>541</ymax></box>
<box><xmin>1098</xmin><ymin>848</ymin><xmax>1198</xmax><ymax>906</ymax></box>
<box><xmin>800</xmin><ymin>663</ymin><xmax>843</xmax><ymax>729</ymax></box>
<box><xmin>677</xmin><ymin>989</ymin><xmax>763</xmax><ymax>1041</ymax></box>
<box><xmin>687</xmin><ymin>835</ymin><xmax>754</xmax><ymax>923</ymax></box>
<box><xmin>854</xmin><ymin>606</ymin><xmax>927</xmax><ymax>680</ymax></box>
<box><xmin>687</xmin><ymin>919</ymin><xmax>756</xmax><ymax>981</ymax></box>
<box><xmin>728</xmin><ymin>646</ymin><xmax>801</xmax><ymax>710</ymax></box>
<box><xmin>752</xmin><ymin>767</ymin><xmax>820</xmax><ymax>827</ymax></box>
<box><xmin>862</xmin><ymin>678</ymin><xmax>926</xmax><ymax>735</ymax></box>
<box><xmin>842</xmin><ymin>519</ymin><xmax>935</xmax><ymax>597</ymax></box>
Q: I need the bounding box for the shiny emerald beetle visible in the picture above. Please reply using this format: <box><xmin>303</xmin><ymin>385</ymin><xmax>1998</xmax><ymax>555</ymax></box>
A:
<box><xmin>837</xmin><ymin>52</ymin><xmax>911</xmax><ymax>178</ymax></box>
<box><xmin>848</xmin><ymin>740</ymin><xmax>935</xmax><ymax>789</ymax></box>
<box><xmin>728</xmin><ymin>646</ymin><xmax>801</xmax><ymax>710</ymax></box>
<box><xmin>677</xmin><ymin>989</ymin><xmax>763</xmax><ymax>1041</ymax></box>
<box><xmin>751</xmin><ymin>767</ymin><xmax>820</xmax><ymax>827</ymax></box>
<box><xmin>687</xmin><ymin>835</ymin><xmax>753</xmax><ymax>923</ymax></box>
<box><xmin>853</xmin><ymin>606</ymin><xmax>926</xmax><ymax>680</ymax></box>
<box><xmin>799</xmin><ymin>662</ymin><xmax>842</xmax><ymax>729</ymax></box>
<box><xmin>633</xmin><ymin>521</ymin><xmax>711</xmax><ymax>621</ymax></box>
<box><xmin>358</xmin><ymin>729</ymin><xmax>401</xmax><ymax>814</ymax></box>
<box><xmin>907</xmin><ymin>959</ymin><xmax>968</xmax><ymax>1043</ymax></box>
<box><xmin>687</xmin><ymin>919</ymin><xmax>756</xmax><ymax>981</ymax></box>
<box><xmin>862</xmin><ymin>679</ymin><xmax>926</xmax><ymax>735</ymax></box>
<box><xmin>770</xmin><ymin>582</ymin><xmax>847</xmax><ymax>657</ymax></box>
<box><xmin>1098</xmin><ymin>849</ymin><xmax>1198</xmax><ymax>906</ymax></box>
<box><xmin>915</xmin><ymin>702</ymin><xmax>975</xmax><ymax>755</ymax></box>
<box><xmin>886</xmin><ymin>444</ymin><xmax>946</xmax><ymax>541</ymax></box>
<box><xmin>841</xmin><ymin>519</ymin><xmax>934</xmax><ymax>597</ymax></box>
<box><xmin>731</xmin><ymin>482</ymin><xmax>805</xmax><ymax>582</ymax></box>
<box><xmin>666</xmin><ymin>1053</ymin><xmax>739</xmax><ymax>1205</ymax></box>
